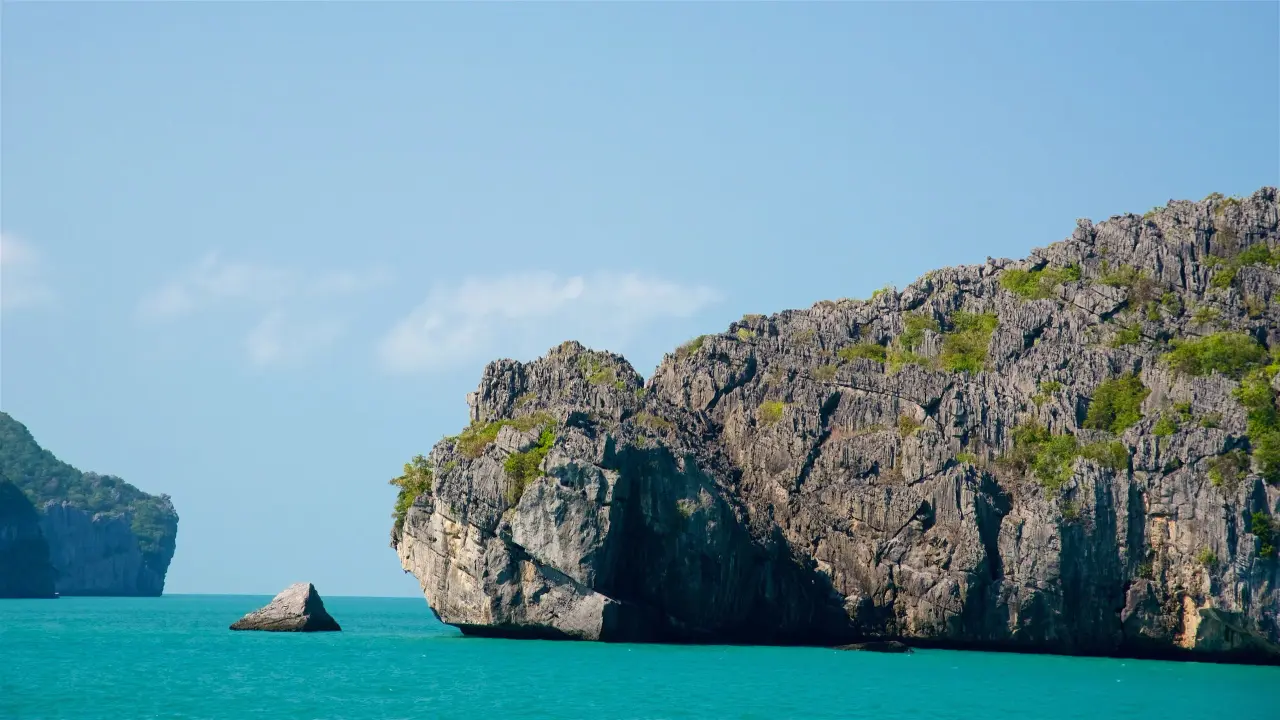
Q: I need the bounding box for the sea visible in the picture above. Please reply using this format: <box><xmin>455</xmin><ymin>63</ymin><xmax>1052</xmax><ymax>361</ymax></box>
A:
<box><xmin>0</xmin><ymin>595</ymin><xmax>1275</xmax><ymax>719</ymax></box>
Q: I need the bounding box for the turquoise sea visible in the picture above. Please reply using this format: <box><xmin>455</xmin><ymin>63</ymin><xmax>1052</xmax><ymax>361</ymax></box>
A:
<box><xmin>1</xmin><ymin>595</ymin><xmax>1275</xmax><ymax>720</ymax></box>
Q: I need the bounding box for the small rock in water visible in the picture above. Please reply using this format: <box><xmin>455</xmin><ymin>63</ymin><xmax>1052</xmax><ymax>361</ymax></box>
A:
<box><xmin>835</xmin><ymin>640</ymin><xmax>913</xmax><ymax>654</ymax></box>
<box><xmin>230</xmin><ymin>582</ymin><xmax>341</xmax><ymax>632</ymax></box>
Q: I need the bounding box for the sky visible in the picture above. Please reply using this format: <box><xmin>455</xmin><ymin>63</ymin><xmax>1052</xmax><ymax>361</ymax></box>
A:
<box><xmin>1</xmin><ymin>2</ymin><xmax>1277</xmax><ymax>597</ymax></box>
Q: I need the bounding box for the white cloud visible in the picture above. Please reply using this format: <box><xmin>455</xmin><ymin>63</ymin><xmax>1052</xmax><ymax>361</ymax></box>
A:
<box><xmin>140</xmin><ymin>253</ymin><xmax>389</xmax><ymax>367</ymax></box>
<box><xmin>245</xmin><ymin>311</ymin><xmax>346</xmax><ymax>368</ymax></box>
<box><xmin>378</xmin><ymin>271</ymin><xmax>720</xmax><ymax>373</ymax></box>
<box><xmin>0</xmin><ymin>234</ymin><xmax>54</xmax><ymax>312</ymax></box>
<box><xmin>138</xmin><ymin>253</ymin><xmax>387</xmax><ymax>322</ymax></box>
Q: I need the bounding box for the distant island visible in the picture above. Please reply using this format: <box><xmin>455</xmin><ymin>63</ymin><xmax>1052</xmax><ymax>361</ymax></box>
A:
<box><xmin>0</xmin><ymin>413</ymin><xmax>178</xmax><ymax>597</ymax></box>
<box><xmin>390</xmin><ymin>187</ymin><xmax>1279</xmax><ymax>665</ymax></box>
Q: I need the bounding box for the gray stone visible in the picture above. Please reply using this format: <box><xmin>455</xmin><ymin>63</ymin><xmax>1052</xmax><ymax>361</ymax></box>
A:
<box><xmin>836</xmin><ymin>641</ymin><xmax>913</xmax><ymax>653</ymax></box>
<box><xmin>40</xmin><ymin>501</ymin><xmax>168</xmax><ymax>597</ymax></box>
<box><xmin>391</xmin><ymin>187</ymin><xmax>1280</xmax><ymax>664</ymax></box>
<box><xmin>230</xmin><ymin>583</ymin><xmax>341</xmax><ymax>632</ymax></box>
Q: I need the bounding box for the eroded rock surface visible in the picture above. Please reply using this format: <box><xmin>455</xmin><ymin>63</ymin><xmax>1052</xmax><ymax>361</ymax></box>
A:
<box><xmin>392</xmin><ymin>188</ymin><xmax>1280</xmax><ymax>664</ymax></box>
<box><xmin>230</xmin><ymin>583</ymin><xmax>341</xmax><ymax>632</ymax></box>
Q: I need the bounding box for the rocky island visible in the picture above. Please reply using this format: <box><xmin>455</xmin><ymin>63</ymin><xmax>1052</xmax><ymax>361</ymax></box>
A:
<box><xmin>390</xmin><ymin>188</ymin><xmax>1280</xmax><ymax>665</ymax></box>
<box><xmin>230</xmin><ymin>583</ymin><xmax>341</xmax><ymax>632</ymax></box>
<box><xmin>0</xmin><ymin>413</ymin><xmax>179</xmax><ymax>597</ymax></box>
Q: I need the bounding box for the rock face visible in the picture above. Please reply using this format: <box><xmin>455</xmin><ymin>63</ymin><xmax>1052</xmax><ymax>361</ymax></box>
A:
<box><xmin>0</xmin><ymin>413</ymin><xmax>179</xmax><ymax>596</ymax></box>
<box><xmin>38</xmin><ymin>501</ymin><xmax>169</xmax><ymax>596</ymax></box>
<box><xmin>0</xmin><ymin>479</ymin><xmax>56</xmax><ymax>598</ymax></box>
<box><xmin>230</xmin><ymin>583</ymin><xmax>342</xmax><ymax>632</ymax></box>
<box><xmin>392</xmin><ymin>187</ymin><xmax>1280</xmax><ymax>665</ymax></box>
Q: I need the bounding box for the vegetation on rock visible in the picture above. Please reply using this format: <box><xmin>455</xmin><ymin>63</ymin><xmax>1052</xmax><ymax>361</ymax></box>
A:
<box><xmin>1208</xmin><ymin>242</ymin><xmax>1278</xmax><ymax>289</ymax></box>
<box><xmin>899</xmin><ymin>313</ymin><xmax>939</xmax><ymax>351</ymax></box>
<box><xmin>1206</xmin><ymin>451</ymin><xmax>1249</xmax><ymax>488</ymax></box>
<box><xmin>634</xmin><ymin>413</ymin><xmax>674</xmax><ymax>433</ymax></box>
<box><xmin>1083</xmin><ymin>374</ymin><xmax>1150</xmax><ymax>434</ymax></box>
<box><xmin>390</xmin><ymin>187</ymin><xmax>1280</xmax><ymax>660</ymax></box>
<box><xmin>676</xmin><ymin>336</ymin><xmax>707</xmax><ymax>359</ymax></box>
<box><xmin>504</xmin><ymin>425</ymin><xmax>556</xmax><ymax>505</ymax></box>
<box><xmin>1233</xmin><ymin>356</ymin><xmax>1280</xmax><ymax>483</ymax></box>
<box><xmin>1098</xmin><ymin>264</ymin><xmax>1159</xmax><ymax>306</ymax></box>
<box><xmin>1003</xmin><ymin>423</ymin><xmax>1129</xmax><ymax>494</ymax></box>
<box><xmin>758</xmin><ymin>401</ymin><xmax>787</xmax><ymax>425</ymax></box>
<box><xmin>1251</xmin><ymin>512</ymin><xmax>1277</xmax><ymax>559</ymax></box>
<box><xmin>456</xmin><ymin>413</ymin><xmax>555</xmax><ymax>458</ymax></box>
<box><xmin>1000</xmin><ymin>264</ymin><xmax>1081</xmax><ymax>300</ymax></box>
<box><xmin>837</xmin><ymin>343</ymin><xmax>888</xmax><ymax>363</ymax></box>
<box><xmin>939</xmin><ymin>311</ymin><xmax>999</xmax><ymax>373</ymax></box>
<box><xmin>390</xmin><ymin>455</ymin><xmax>433</xmax><ymax>531</ymax></box>
<box><xmin>1163</xmin><ymin>332</ymin><xmax>1269</xmax><ymax>379</ymax></box>
<box><xmin>0</xmin><ymin>412</ymin><xmax>177</xmax><ymax>568</ymax></box>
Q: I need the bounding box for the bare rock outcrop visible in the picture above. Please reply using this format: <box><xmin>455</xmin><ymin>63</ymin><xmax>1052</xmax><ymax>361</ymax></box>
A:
<box><xmin>391</xmin><ymin>188</ymin><xmax>1280</xmax><ymax>665</ymax></box>
<box><xmin>230</xmin><ymin>583</ymin><xmax>341</xmax><ymax>632</ymax></box>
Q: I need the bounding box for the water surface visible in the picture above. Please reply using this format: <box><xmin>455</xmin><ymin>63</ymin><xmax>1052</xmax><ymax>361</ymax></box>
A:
<box><xmin>1</xmin><ymin>595</ymin><xmax>1274</xmax><ymax>719</ymax></box>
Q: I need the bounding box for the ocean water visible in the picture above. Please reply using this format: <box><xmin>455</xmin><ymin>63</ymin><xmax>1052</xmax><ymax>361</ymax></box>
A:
<box><xmin>1</xmin><ymin>595</ymin><xmax>1275</xmax><ymax>720</ymax></box>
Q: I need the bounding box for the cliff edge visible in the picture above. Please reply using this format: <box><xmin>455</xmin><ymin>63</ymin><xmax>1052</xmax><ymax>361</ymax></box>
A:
<box><xmin>0</xmin><ymin>413</ymin><xmax>178</xmax><ymax>596</ymax></box>
<box><xmin>391</xmin><ymin>188</ymin><xmax>1280</xmax><ymax>664</ymax></box>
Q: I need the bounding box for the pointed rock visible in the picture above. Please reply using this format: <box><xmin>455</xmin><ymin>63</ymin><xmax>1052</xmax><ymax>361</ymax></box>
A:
<box><xmin>230</xmin><ymin>582</ymin><xmax>341</xmax><ymax>632</ymax></box>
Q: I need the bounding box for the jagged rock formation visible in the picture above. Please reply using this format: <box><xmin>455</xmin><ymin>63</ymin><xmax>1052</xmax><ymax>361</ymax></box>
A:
<box><xmin>0</xmin><ymin>413</ymin><xmax>178</xmax><ymax>596</ymax></box>
<box><xmin>230</xmin><ymin>583</ymin><xmax>342</xmax><ymax>632</ymax></box>
<box><xmin>0</xmin><ymin>479</ymin><xmax>56</xmax><ymax>598</ymax></box>
<box><xmin>392</xmin><ymin>187</ymin><xmax>1280</xmax><ymax>665</ymax></box>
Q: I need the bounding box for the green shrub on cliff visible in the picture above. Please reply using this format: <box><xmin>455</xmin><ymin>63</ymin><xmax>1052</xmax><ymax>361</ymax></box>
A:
<box><xmin>838</xmin><ymin>343</ymin><xmax>887</xmax><ymax>363</ymax></box>
<box><xmin>1163</xmin><ymin>332</ymin><xmax>1268</xmax><ymax>379</ymax></box>
<box><xmin>1084</xmin><ymin>374</ymin><xmax>1150</xmax><ymax>434</ymax></box>
<box><xmin>1004</xmin><ymin>423</ymin><xmax>1081</xmax><ymax>493</ymax></box>
<box><xmin>1079</xmin><ymin>440</ymin><xmax>1130</xmax><ymax>472</ymax></box>
<box><xmin>1206</xmin><ymin>451</ymin><xmax>1249</xmax><ymax>489</ymax></box>
<box><xmin>1001</xmin><ymin>423</ymin><xmax>1130</xmax><ymax>494</ymax></box>
<box><xmin>579</xmin><ymin>355</ymin><xmax>628</xmax><ymax>389</ymax></box>
<box><xmin>758</xmin><ymin>401</ymin><xmax>787</xmax><ymax>426</ymax></box>
<box><xmin>887</xmin><ymin>349</ymin><xmax>929</xmax><ymax>373</ymax></box>
<box><xmin>675</xmin><ymin>335</ymin><xmax>707</xmax><ymax>359</ymax></box>
<box><xmin>1251</xmin><ymin>512</ymin><xmax>1277</xmax><ymax>558</ymax></box>
<box><xmin>1234</xmin><ymin>359</ymin><xmax>1280</xmax><ymax>484</ymax></box>
<box><xmin>634</xmin><ymin>413</ymin><xmax>674</xmax><ymax>433</ymax></box>
<box><xmin>504</xmin><ymin>425</ymin><xmax>557</xmax><ymax>505</ymax></box>
<box><xmin>900</xmin><ymin>313</ymin><xmax>939</xmax><ymax>351</ymax></box>
<box><xmin>1000</xmin><ymin>264</ymin><xmax>1081</xmax><ymax>300</ymax></box>
<box><xmin>1207</xmin><ymin>243</ymin><xmax>1278</xmax><ymax>289</ymax></box>
<box><xmin>897</xmin><ymin>414</ymin><xmax>922</xmax><ymax>437</ymax></box>
<box><xmin>1111</xmin><ymin>324</ymin><xmax>1143</xmax><ymax>348</ymax></box>
<box><xmin>939</xmin><ymin>311</ymin><xmax>999</xmax><ymax>373</ymax></box>
<box><xmin>812</xmin><ymin>364</ymin><xmax>839</xmax><ymax>381</ymax></box>
<box><xmin>456</xmin><ymin>413</ymin><xmax>555</xmax><ymax>458</ymax></box>
<box><xmin>390</xmin><ymin>455</ymin><xmax>433</xmax><ymax>531</ymax></box>
<box><xmin>1197</xmin><ymin>548</ymin><xmax>1218</xmax><ymax>568</ymax></box>
<box><xmin>1152</xmin><ymin>415</ymin><xmax>1178</xmax><ymax>438</ymax></box>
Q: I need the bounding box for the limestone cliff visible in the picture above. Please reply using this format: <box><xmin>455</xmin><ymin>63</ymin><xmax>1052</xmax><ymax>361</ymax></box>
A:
<box><xmin>392</xmin><ymin>187</ymin><xmax>1280</xmax><ymax>664</ymax></box>
<box><xmin>0</xmin><ymin>479</ymin><xmax>56</xmax><ymax>598</ymax></box>
<box><xmin>0</xmin><ymin>413</ymin><xmax>178</xmax><ymax>596</ymax></box>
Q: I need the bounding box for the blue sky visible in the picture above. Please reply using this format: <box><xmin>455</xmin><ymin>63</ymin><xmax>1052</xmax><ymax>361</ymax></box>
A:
<box><xmin>2</xmin><ymin>2</ymin><xmax>1276</xmax><ymax>597</ymax></box>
